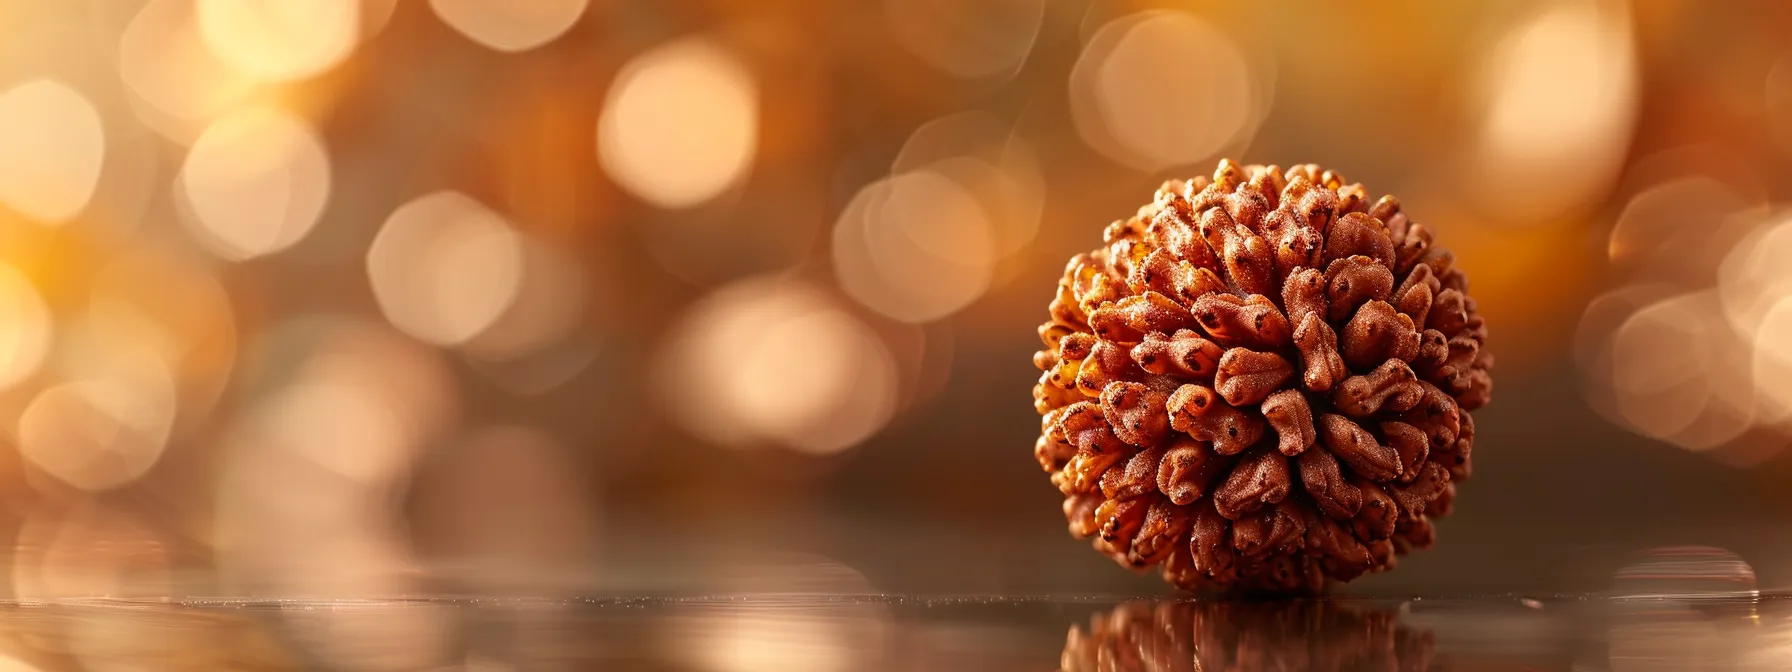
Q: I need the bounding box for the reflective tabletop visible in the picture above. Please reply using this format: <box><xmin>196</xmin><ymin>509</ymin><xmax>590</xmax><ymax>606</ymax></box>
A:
<box><xmin>0</xmin><ymin>592</ymin><xmax>1781</xmax><ymax>670</ymax></box>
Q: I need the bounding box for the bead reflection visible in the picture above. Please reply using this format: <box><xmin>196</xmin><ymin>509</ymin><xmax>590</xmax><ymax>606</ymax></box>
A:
<box><xmin>1062</xmin><ymin>600</ymin><xmax>1435</xmax><ymax>672</ymax></box>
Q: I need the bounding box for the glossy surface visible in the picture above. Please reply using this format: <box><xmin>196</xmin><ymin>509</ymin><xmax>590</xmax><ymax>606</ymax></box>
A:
<box><xmin>0</xmin><ymin>593</ymin><xmax>1778</xmax><ymax>670</ymax></box>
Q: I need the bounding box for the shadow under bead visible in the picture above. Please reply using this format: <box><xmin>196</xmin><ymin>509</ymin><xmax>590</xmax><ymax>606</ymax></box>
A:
<box><xmin>1029</xmin><ymin>159</ymin><xmax>1492</xmax><ymax>593</ymax></box>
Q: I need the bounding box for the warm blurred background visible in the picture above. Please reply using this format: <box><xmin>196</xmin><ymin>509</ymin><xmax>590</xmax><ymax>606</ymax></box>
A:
<box><xmin>0</xmin><ymin>0</ymin><xmax>1791</xmax><ymax>651</ymax></box>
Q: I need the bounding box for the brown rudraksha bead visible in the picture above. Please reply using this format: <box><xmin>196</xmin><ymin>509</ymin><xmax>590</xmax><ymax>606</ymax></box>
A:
<box><xmin>1033</xmin><ymin>160</ymin><xmax>1491</xmax><ymax>592</ymax></box>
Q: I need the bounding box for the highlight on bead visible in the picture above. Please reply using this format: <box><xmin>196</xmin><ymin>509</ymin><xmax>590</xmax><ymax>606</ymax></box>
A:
<box><xmin>1032</xmin><ymin>160</ymin><xmax>1491</xmax><ymax>592</ymax></box>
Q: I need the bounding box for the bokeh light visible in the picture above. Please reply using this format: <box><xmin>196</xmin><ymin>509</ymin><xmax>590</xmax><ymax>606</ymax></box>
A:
<box><xmin>118</xmin><ymin>0</ymin><xmax>262</xmax><ymax>141</ymax></box>
<box><xmin>0</xmin><ymin>265</ymin><xmax>53</xmax><ymax>391</ymax></box>
<box><xmin>890</xmin><ymin>111</ymin><xmax>1045</xmax><ymax>260</ymax></box>
<box><xmin>833</xmin><ymin>170</ymin><xmax>995</xmax><ymax>323</ymax></box>
<box><xmin>663</xmin><ymin>556</ymin><xmax>890</xmax><ymax>672</ymax></box>
<box><xmin>598</xmin><ymin>37</ymin><xmax>758</xmax><ymax>209</ymax></box>
<box><xmin>1575</xmin><ymin>283</ymin><xmax>1679</xmax><ymax>427</ymax></box>
<box><xmin>1729</xmin><ymin>219</ymin><xmax>1792</xmax><ymax>429</ymax></box>
<box><xmin>17</xmin><ymin>371</ymin><xmax>177</xmax><ymax>493</ymax></box>
<box><xmin>259</xmin><ymin>379</ymin><xmax>416</xmax><ymax>486</ymax></box>
<box><xmin>368</xmin><ymin>191</ymin><xmax>525</xmax><ymax>347</ymax></box>
<box><xmin>0</xmin><ymin>79</ymin><xmax>105</xmax><ymax>224</ymax></box>
<box><xmin>694</xmin><ymin>610</ymin><xmax>861</xmax><ymax>672</ymax></box>
<box><xmin>86</xmin><ymin>248</ymin><xmax>240</xmax><ymax>425</ymax></box>
<box><xmin>1753</xmin><ymin>297</ymin><xmax>1792</xmax><ymax>415</ymax></box>
<box><xmin>195</xmin><ymin>0</ymin><xmax>360</xmax><ymax>82</ymax></box>
<box><xmin>657</xmin><ymin>276</ymin><xmax>897</xmax><ymax>455</ymax></box>
<box><xmin>1605</xmin><ymin>291</ymin><xmax>1758</xmax><ymax>452</ymax></box>
<box><xmin>23</xmin><ymin>297</ymin><xmax>196</xmax><ymax>494</ymax></box>
<box><xmin>238</xmin><ymin>318</ymin><xmax>456</xmax><ymax>487</ymax></box>
<box><xmin>1468</xmin><ymin>0</ymin><xmax>1638</xmax><ymax>223</ymax></box>
<box><xmin>1608</xmin><ymin>177</ymin><xmax>1755</xmax><ymax>271</ymax></box>
<box><xmin>179</xmin><ymin>106</ymin><xmax>332</xmax><ymax>260</ymax></box>
<box><xmin>1579</xmin><ymin>175</ymin><xmax>1792</xmax><ymax>462</ymax></box>
<box><xmin>460</xmin><ymin>237</ymin><xmax>589</xmax><ymax>365</ymax></box>
<box><xmin>453</xmin><ymin>231</ymin><xmax>597</xmax><ymax>394</ymax></box>
<box><xmin>1069</xmin><ymin>10</ymin><xmax>1267</xmax><ymax>172</ymax></box>
<box><xmin>886</xmin><ymin>0</ymin><xmax>1044</xmax><ymax>80</ymax></box>
<box><xmin>215</xmin><ymin>318</ymin><xmax>453</xmax><ymax>640</ymax></box>
<box><xmin>1717</xmin><ymin>216</ymin><xmax>1792</xmax><ymax>338</ymax></box>
<box><xmin>430</xmin><ymin>0</ymin><xmax>588</xmax><ymax>53</ymax></box>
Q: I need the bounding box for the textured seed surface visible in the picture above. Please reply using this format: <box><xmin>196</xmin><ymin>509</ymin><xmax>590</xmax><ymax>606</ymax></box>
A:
<box><xmin>1032</xmin><ymin>160</ymin><xmax>1491</xmax><ymax>593</ymax></box>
